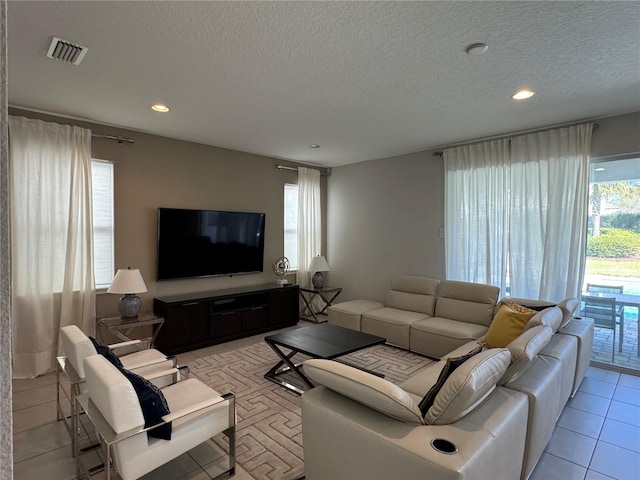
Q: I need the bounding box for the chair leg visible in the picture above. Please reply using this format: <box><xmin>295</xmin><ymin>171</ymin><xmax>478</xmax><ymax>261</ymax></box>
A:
<box><xmin>618</xmin><ymin>314</ymin><xmax>624</xmax><ymax>353</ymax></box>
<box><xmin>612</xmin><ymin>328</ymin><xmax>616</xmax><ymax>362</ymax></box>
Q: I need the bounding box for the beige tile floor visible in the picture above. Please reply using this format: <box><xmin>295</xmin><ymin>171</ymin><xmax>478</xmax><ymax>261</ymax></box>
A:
<box><xmin>12</xmin><ymin>327</ymin><xmax>640</xmax><ymax>480</ymax></box>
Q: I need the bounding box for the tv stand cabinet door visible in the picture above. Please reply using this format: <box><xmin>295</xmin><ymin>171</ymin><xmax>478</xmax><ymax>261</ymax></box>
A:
<box><xmin>211</xmin><ymin>310</ymin><xmax>243</xmax><ymax>339</ymax></box>
<box><xmin>242</xmin><ymin>305</ymin><xmax>270</xmax><ymax>331</ymax></box>
<box><xmin>155</xmin><ymin>301</ymin><xmax>210</xmax><ymax>353</ymax></box>
<box><xmin>270</xmin><ymin>286</ymin><xmax>300</xmax><ymax>327</ymax></box>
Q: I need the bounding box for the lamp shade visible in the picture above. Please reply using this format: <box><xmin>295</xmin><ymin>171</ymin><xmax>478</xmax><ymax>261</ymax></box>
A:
<box><xmin>308</xmin><ymin>256</ymin><xmax>330</xmax><ymax>272</ymax></box>
<box><xmin>107</xmin><ymin>268</ymin><xmax>148</xmax><ymax>294</ymax></box>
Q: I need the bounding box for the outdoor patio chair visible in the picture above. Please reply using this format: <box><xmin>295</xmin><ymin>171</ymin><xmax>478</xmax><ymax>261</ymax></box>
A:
<box><xmin>586</xmin><ymin>284</ymin><xmax>625</xmax><ymax>352</ymax></box>
<box><xmin>582</xmin><ymin>296</ymin><xmax>617</xmax><ymax>361</ymax></box>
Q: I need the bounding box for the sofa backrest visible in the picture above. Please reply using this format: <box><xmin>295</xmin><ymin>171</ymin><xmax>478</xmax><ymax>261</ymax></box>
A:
<box><xmin>499</xmin><ymin>325</ymin><xmax>553</xmax><ymax>385</ymax></box>
<box><xmin>499</xmin><ymin>297</ymin><xmax>578</xmax><ymax>330</ymax></box>
<box><xmin>557</xmin><ymin>298</ymin><xmax>579</xmax><ymax>328</ymax></box>
<box><xmin>84</xmin><ymin>354</ymin><xmax>145</xmax><ymax>434</ymax></box>
<box><xmin>524</xmin><ymin>307</ymin><xmax>563</xmax><ymax>333</ymax></box>
<box><xmin>60</xmin><ymin>325</ymin><xmax>98</xmax><ymax>378</ymax></box>
<box><xmin>425</xmin><ymin>348</ymin><xmax>511</xmax><ymax>425</ymax></box>
<box><xmin>434</xmin><ymin>280</ymin><xmax>500</xmax><ymax>326</ymax></box>
<box><xmin>385</xmin><ymin>275</ymin><xmax>439</xmax><ymax>316</ymax></box>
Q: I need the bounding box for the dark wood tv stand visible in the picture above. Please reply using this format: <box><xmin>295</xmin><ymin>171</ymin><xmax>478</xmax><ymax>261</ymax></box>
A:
<box><xmin>153</xmin><ymin>283</ymin><xmax>299</xmax><ymax>354</ymax></box>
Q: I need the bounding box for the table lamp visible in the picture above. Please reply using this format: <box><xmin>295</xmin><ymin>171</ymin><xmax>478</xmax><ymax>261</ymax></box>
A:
<box><xmin>107</xmin><ymin>267</ymin><xmax>148</xmax><ymax>318</ymax></box>
<box><xmin>309</xmin><ymin>255</ymin><xmax>330</xmax><ymax>289</ymax></box>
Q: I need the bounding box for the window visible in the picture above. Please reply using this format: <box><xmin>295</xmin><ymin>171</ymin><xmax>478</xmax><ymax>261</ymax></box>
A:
<box><xmin>92</xmin><ymin>159</ymin><xmax>114</xmax><ymax>289</ymax></box>
<box><xmin>284</xmin><ymin>183</ymin><xmax>298</xmax><ymax>270</ymax></box>
<box><xmin>583</xmin><ymin>155</ymin><xmax>640</xmax><ymax>370</ymax></box>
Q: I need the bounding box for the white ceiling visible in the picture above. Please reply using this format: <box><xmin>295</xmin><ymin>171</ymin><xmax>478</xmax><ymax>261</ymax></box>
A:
<box><xmin>7</xmin><ymin>1</ymin><xmax>640</xmax><ymax>168</ymax></box>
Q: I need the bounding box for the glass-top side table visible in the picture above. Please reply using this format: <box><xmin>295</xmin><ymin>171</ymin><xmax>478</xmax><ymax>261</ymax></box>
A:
<box><xmin>299</xmin><ymin>285</ymin><xmax>343</xmax><ymax>323</ymax></box>
<box><xmin>96</xmin><ymin>312</ymin><xmax>164</xmax><ymax>347</ymax></box>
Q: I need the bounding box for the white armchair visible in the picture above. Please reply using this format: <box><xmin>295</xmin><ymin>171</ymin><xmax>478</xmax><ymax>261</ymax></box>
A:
<box><xmin>58</xmin><ymin>325</ymin><xmax>178</xmax><ymax>456</ymax></box>
<box><xmin>81</xmin><ymin>354</ymin><xmax>236</xmax><ymax>480</ymax></box>
<box><xmin>60</xmin><ymin>325</ymin><xmax>174</xmax><ymax>379</ymax></box>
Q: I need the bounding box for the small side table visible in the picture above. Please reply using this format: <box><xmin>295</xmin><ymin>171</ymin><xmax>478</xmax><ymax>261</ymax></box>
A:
<box><xmin>299</xmin><ymin>285</ymin><xmax>343</xmax><ymax>323</ymax></box>
<box><xmin>96</xmin><ymin>312</ymin><xmax>164</xmax><ymax>347</ymax></box>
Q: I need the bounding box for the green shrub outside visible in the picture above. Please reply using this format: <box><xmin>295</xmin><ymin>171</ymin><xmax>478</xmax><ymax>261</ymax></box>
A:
<box><xmin>587</xmin><ymin>228</ymin><xmax>640</xmax><ymax>258</ymax></box>
<box><xmin>601</xmin><ymin>213</ymin><xmax>640</xmax><ymax>234</ymax></box>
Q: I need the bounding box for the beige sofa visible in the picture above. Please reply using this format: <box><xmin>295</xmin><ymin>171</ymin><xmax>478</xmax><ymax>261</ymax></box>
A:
<box><xmin>304</xmin><ymin>276</ymin><xmax>593</xmax><ymax>480</ymax></box>
<box><xmin>329</xmin><ymin>275</ymin><xmax>500</xmax><ymax>358</ymax></box>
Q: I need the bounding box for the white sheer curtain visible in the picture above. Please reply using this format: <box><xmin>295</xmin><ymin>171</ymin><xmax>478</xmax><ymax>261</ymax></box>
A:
<box><xmin>444</xmin><ymin>139</ymin><xmax>511</xmax><ymax>294</ymax></box>
<box><xmin>297</xmin><ymin>167</ymin><xmax>321</xmax><ymax>288</ymax></box>
<box><xmin>9</xmin><ymin>116</ymin><xmax>96</xmax><ymax>378</ymax></box>
<box><xmin>444</xmin><ymin>124</ymin><xmax>592</xmax><ymax>302</ymax></box>
<box><xmin>1</xmin><ymin>1</ymin><xmax>13</xmax><ymax>474</ymax></box>
<box><xmin>509</xmin><ymin>125</ymin><xmax>592</xmax><ymax>300</ymax></box>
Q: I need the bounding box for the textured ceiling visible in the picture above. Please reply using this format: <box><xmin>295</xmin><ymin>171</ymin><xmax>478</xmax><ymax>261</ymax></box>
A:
<box><xmin>7</xmin><ymin>1</ymin><xmax>640</xmax><ymax>167</ymax></box>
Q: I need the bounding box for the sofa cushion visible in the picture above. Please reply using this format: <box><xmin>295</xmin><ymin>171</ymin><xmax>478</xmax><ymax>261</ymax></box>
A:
<box><xmin>120</xmin><ymin>368</ymin><xmax>172</xmax><ymax>440</ymax></box>
<box><xmin>523</xmin><ymin>306</ymin><xmax>563</xmax><ymax>333</ymax></box>
<box><xmin>484</xmin><ymin>303</ymin><xmax>537</xmax><ymax>348</ymax></box>
<box><xmin>362</xmin><ymin>307</ymin><xmax>428</xmax><ymax>326</ymax></box>
<box><xmin>418</xmin><ymin>345</ymin><xmax>483</xmax><ymax>416</ymax></box>
<box><xmin>328</xmin><ymin>300</ymin><xmax>385</xmax><ymax>331</ymax></box>
<box><xmin>557</xmin><ymin>298</ymin><xmax>579</xmax><ymax>328</ymax></box>
<box><xmin>411</xmin><ymin>317</ymin><xmax>488</xmax><ymax>340</ymax></box>
<box><xmin>499</xmin><ymin>325</ymin><xmax>553</xmax><ymax>385</ymax></box>
<box><xmin>302</xmin><ymin>359</ymin><xmax>424</xmax><ymax>424</ymax></box>
<box><xmin>329</xmin><ymin>300</ymin><xmax>385</xmax><ymax>316</ymax></box>
<box><xmin>409</xmin><ymin>317</ymin><xmax>489</xmax><ymax>358</ymax></box>
<box><xmin>385</xmin><ymin>276</ymin><xmax>440</xmax><ymax>316</ymax></box>
<box><xmin>390</xmin><ymin>275</ymin><xmax>440</xmax><ymax>295</ymax></box>
<box><xmin>425</xmin><ymin>348</ymin><xmax>511</xmax><ymax>425</ymax></box>
<box><xmin>434</xmin><ymin>280</ymin><xmax>500</xmax><ymax>327</ymax></box>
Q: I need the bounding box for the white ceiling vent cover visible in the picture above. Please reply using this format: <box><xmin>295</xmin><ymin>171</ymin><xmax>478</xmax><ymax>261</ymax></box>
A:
<box><xmin>46</xmin><ymin>37</ymin><xmax>88</xmax><ymax>65</ymax></box>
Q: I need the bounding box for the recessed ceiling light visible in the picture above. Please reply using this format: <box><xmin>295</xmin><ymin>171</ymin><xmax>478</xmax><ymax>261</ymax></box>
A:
<box><xmin>309</xmin><ymin>144</ymin><xmax>320</xmax><ymax>149</ymax></box>
<box><xmin>511</xmin><ymin>90</ymin><xmax>535</xmax><ymax>100</ymax></box>
<box><xmin>151</xmin><ymin>104</ymin><xmax>170</xmax><ymax>113</ymax></box>
<box><xmin>595</xmin><ymin>167</ymin><xmax>605</xmax><ymax>172</ymax></box>
<box><xmin>465</xmin><ymin>43</ymin><xmax>488</xmax><ymax>55</ymax></box>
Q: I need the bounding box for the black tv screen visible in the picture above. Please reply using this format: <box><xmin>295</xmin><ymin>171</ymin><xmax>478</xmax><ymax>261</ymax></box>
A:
<box><xmin>157</xmin><ymin>208</ymin><xmax>266</xmax><ymax>280</ymax></box>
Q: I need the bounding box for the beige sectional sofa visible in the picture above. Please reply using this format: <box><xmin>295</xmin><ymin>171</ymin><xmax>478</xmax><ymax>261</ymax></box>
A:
<box><xmin>329</xmin><ymin>275</ymin><xmax>500</xmax><ymax>358</ymax></box>
<box><xmin>302</xmin><ymin>275</ymin><xmax>594</xmax><ymax>480</ymax></box>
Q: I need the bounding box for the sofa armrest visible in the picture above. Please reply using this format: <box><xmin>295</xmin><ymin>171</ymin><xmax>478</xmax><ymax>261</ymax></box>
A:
<box><xmin>302</xmin><ymin>385</ymin><xmax>528</xmax><ymax>480</ymax></box>
<box><xmin>111</xmin><ymin>339</ymin><xmax>151</xmax><ymax>355</ymax></box>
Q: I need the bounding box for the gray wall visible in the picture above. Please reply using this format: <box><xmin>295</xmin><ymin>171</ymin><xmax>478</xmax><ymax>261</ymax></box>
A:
<box><xmin>9</xmin><ymin>108</ymin><xmax>327</xmax><ymax>317</ymax></box>
<box><xmin>327</xmin><ymin>111</ymin><xmax>640</xmax><ymax>304</ymax></box>
<box><xmin>327</xmin><ymin>149</ymin><xmax>444</xmax><ymax>303</ymax></box>
<box><xmin>591</xmin><ymin>112</ymin><xmax>640</xmax><ymax>159</ymax></box>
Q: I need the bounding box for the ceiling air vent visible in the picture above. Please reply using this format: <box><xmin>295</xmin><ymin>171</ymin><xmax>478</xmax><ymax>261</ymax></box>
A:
<box><xmin>46</xmin><ymin>37</ymin><xmax>88</xmax><ymax>65</ymax></box>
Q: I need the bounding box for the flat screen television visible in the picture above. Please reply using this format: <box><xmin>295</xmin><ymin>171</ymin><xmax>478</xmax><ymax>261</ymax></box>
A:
<box><xmin>157</xmin><ymin>207</ymin><xmax>266</xmax><ymax>280</ymax></box>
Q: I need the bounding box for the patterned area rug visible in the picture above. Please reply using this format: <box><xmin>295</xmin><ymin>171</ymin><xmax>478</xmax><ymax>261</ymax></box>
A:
<box><xmin>188</xmin><ymin>341</ymin><xmax>434</xmax><ymax>480</ymax></box>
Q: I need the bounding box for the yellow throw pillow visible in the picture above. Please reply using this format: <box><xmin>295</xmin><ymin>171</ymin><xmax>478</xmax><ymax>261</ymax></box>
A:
<box><xmin>484</xmin><ymin>302</ymin><xmax>537</xmax><ymax>348</ymax></box>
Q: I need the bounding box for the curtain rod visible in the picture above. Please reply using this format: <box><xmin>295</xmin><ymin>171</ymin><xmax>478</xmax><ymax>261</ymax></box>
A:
<box><xmin>277</xmin><ymin>164</ymin><xmax>329</xmax><ymax>176</ymax></box>
<box><xmin>432</xmin><ymin>122</ymin><xmax>599</xmax><ymax>157</ymax></box>
<box><xmin>92</xmin><ymin>133</ymin><xmax>135</xmax><ymax>144</ymax></box>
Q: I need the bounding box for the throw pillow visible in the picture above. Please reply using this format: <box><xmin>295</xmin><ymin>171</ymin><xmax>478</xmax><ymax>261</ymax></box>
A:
<box><xmin>484</xmin><ymin>303</ymin><xmax>537</xmax><ymax>348</ymax></box>
<box><xmin>120</xmin><ymin>368</ymin><xmax>172</xmax><ymax>440</ymax></box>
<box><xmin>89</xmin><ymin>336</ymin><xmax>124</xmax><ymax>370</ymax></box>
<box><xmin>418</xmin><ymin>345</ymin><xmax>483</xmax><ymax>417</ymax></box>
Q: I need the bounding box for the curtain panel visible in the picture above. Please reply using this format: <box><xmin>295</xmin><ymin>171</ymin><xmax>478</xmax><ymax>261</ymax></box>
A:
<box><xmin>296</xmin><ymin>167</ymin><xmax>321</xmax><ymax>288</ymax></box>
<box><xmin>9</xmin><ymin>116</ymin><xmax>96</xmax><ymax>378</ymax></box>
<box><xmin>0</xmin><ymin>1</ymin><xmax>13</xmax><ymax>474</ymax></box>
<box><xmin>444</xmin><ymin>139</ymin><xmax>511</xmax><ymax>294</ymax></box>
<box><xmin>444</xmin><ymin>124</ymin><xmax>592</xmax><ymax>302</ymax></box>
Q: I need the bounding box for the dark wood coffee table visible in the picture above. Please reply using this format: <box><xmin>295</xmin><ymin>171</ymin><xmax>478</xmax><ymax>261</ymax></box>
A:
<box><xmin>264</xmin><ymin>323</ymin><xmax>386</xmax><ymax>394</ymax></box>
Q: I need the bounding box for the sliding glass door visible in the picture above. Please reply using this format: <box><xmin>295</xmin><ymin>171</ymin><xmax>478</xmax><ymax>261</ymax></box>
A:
<box><xmin>583</xmin><ymin>156</ymin><xmax>640</xmax><ymax>372</ymax></box>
